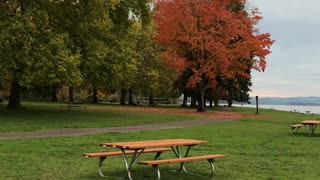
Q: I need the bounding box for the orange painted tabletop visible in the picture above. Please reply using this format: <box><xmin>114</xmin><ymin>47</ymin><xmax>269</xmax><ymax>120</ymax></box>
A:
<box><xmin>101</xmin><ymin>139</ymin><xmax>208</xmax><ymax>150</ymax></box>
<box><xmin>301</xmin><ymin>120</ymin><xmax>320</xmax><ymax>125</ymax></box>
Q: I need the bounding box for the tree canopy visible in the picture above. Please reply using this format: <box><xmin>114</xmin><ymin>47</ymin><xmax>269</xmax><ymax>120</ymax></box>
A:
<box><xmin>0</xmin><ymin>0</ymin><xmax>274</xmax><ymax>111</ymax></box>
<box><xmin>154</xmin><ymin>0</ymin><xmax>274</xmax><ymax>111</ymax></box>
<box><xmin>0</xmin><ymin>0</ymin><xmax>81</xmax><ymax>108</ymax></box>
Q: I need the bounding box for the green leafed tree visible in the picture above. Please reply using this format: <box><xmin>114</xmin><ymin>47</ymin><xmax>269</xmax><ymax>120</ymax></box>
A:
<box><xmin>0</xmin><ymin>1</ymin><xmax>81</xmax><ymax>109</ymax></box>
<box><xmin>106</xmin><ymin>0</ymin><xmax>156</xmax><ymax>105</ymax></box>
<box><xmin>44</xmin><ymin>0</ymin><xmax>114</xmax><ymax>103</ymax></box>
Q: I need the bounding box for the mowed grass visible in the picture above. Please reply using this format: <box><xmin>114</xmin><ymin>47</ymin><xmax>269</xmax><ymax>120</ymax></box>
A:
<box><xmin>1</xmin><ymin>102</ymin><xmax>320</xmax><ymax>179</ymax></box>
<box><xmin>0</xmin><ymin>101</ymin><xmax>197</xmax><ymax>132</ymax></box>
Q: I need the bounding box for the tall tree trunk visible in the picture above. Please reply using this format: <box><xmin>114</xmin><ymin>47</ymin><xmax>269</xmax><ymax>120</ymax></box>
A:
<box><xmin>51</xmin><ymin>86</ymin><xmax>58</xmax><ymax>102</ymax></box>
<box><xmin>209</xmin><ymin>99</ymin><xmax>213</xmax><ymax>107</ymax></box>
<box><xmin>190</xmin><ymin>95</ymin><xmax>197</xmax><ymax>108</ymax></box>
<box><xmin>128</xmin><ymin>89</ymin><xmax>134</xmax><ymax>105</ymax></box>
<box><xmin>197</xmin><ymin>80</ymin><xmax>207</xmax><ymax>112</ymax></box>
<box><xmin>69</xmin><ymin>85</ymin><xmax>74</xmax><ymax>103</ymax></box>
<box><xmin>197</xmin><ymin>88</ymin><xmax>205</xmax><ymax>112</ymax></box>
<box><xmin>120</xmin><ymin>88</ymin><xmax>126</xmax><ymax>105</ymax></box>
<box><xmin>7</xmin><ymin>81</ymin><xmax>21</xmax><ymax>109</ymax></box>
<box><xmin>182</xmin><ymin>93</ymin><xmax>188</xmax><ymax>107</ymax></box>
<box><xmin>214</xmin><ymin>99</ymin><xmax>219</xmax><ymax>107</ymax></box>
<box><xmin>227</xmin><ymin>93</ymin><xmax>233</xmax><ymax>107</ymax></box>
<box><xmin>93</xmin><ymin>88</ymin><xmax>98</xmax><ymax>103</ymax></box>
<box><xmin>227</xmin><ymin>98</ymin><xmax>233</xmax><ymax>107</ymax></box>
<box><xmin>149</xmin><ymin>90</ymin><xmax>154</xmax><ymax>106</ymax></box>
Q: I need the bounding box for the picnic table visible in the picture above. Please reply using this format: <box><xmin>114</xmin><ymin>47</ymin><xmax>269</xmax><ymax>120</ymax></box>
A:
<box><xmin>91</xmin><ymin>139</ymin><xmax>225</xmax><ymax>180</ymax></box>
<box><xmin>301</xmin><ymin>120</ymin><xmax>320</xmax><ymax>135</ymax></box>
<box><xmin>60</xmin><ymin>102</ymin><xmax>86</xmax><ymax>110</ymax></box>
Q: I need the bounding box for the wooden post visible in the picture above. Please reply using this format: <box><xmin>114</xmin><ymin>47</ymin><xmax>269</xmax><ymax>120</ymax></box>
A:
<box><xmin>255</xmin><ymin>96</ymin><xmax>259</xmax><ymax>114</ymax></box>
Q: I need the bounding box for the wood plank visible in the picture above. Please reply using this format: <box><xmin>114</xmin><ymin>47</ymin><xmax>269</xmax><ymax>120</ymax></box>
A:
<box><xmin>138</xmin><ymin>155</ymin><xmax>226</xmax><ymax>165</ymax></box>
<box><xmin>83</xmin><ymin>148</ymin><xmax>171</xmax><ymax>158</ymax></box>
<box><xmin>302</xmin><ymin>120</ymin><xmax>320</xmax><ymax>124</ymax></box>
<box><xmin>101</xmin><ymin>139</ymin><xmax>208</xmax><ymax>149</ymax></box>
<box><xmin>289</xmin><ymin>124</ymin><xmax>303</xmax><ymax>127</ymax></box>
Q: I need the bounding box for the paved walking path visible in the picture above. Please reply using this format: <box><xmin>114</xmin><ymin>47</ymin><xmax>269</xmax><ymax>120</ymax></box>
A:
<box><xmin>0</xmin><ymin>118</ymin><xmax>238</xmax><ymax>140</ymax></box>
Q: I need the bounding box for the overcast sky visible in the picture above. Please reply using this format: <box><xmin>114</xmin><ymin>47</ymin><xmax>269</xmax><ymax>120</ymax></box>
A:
<box><xmin>247</xmin><ymin>0</ymin><xmax>320</xmax><ymax>97</ymax></box>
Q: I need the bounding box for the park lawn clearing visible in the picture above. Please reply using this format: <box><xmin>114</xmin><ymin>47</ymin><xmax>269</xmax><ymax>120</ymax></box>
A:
<box><xmin>0</xmin><ymin>107</ymin><xmax>320</xmax><ymax>179</ymax></box>
<box><xmin>89</xmin><ymin>105</ymin><xmax>245</xmax><ymax>119</ymax></box>
<box><xmin>0</xmin><ymin>101</ymin><xmax>204</xmax><ymax>132</ymax></box>
<box><xmin>0</xmin><ymin>101</ymin><xmax>245</xmax><ymax>133</ymax></box>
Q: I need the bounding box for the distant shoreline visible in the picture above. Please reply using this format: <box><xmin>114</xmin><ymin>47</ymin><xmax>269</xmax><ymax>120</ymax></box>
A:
<box><xmin>234</xmin><ymin>104</ymin><xmax>320</xmax><ymax>115</ymax></box>
<box><xmin>249</xmin><ymin>96</ymin><xmax>320</xmax><ymax>106</ymax></box>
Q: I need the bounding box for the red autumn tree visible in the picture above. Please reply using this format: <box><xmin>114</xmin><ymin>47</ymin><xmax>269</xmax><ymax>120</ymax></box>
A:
<box><xmin>154</xmin><ymin>0</ymin><xmax>274</xmax><ymax>111</ymax></box>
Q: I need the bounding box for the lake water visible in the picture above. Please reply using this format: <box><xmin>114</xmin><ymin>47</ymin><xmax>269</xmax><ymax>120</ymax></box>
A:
<box><xmin>233</xmin><ymin>104</ymin><xmax>320</xmax><ymax>115</ymax></box>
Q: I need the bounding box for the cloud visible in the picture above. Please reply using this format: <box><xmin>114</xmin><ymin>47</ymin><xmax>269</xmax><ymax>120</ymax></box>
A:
<box><xmin>258</xmin><ymin>20</ymin><xmax>320</xmax><ymax>49</ymax></box>
<box><xmin>247</xmin><ymin>0</ymin><xmax>320</xmax><ymax>97</ymax></box>
<box><xmin>248</xmin><ymin>0</ymin><xmax>320</xmax><ymax>24</ymax></box>
<box><xmin>251</xmin><ymin>72</ymin><xmax>320</xmax><ymax>97</ymax></box>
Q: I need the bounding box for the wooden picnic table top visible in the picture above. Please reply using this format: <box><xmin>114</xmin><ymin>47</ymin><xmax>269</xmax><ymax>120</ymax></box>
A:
<box><xmin>101</xmin><ymin>139</ymin><xmax>208</xmax><ymax>150</ymax></box>
<box><xmin>301</xmin><ymin>120</ymin><xmax>320</xmax><ymax>125</ymax></box>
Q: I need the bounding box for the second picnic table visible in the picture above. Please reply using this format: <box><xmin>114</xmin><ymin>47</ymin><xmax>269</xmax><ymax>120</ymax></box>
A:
<box><xmin>100</xmin><ymin>139</ymin><xmax>220</xmax><ymax>180</ymax></box>
<box><xmin>301</xmin><ymin>120</ymin><xmax>320</xmax><ymax>135</ymax></box>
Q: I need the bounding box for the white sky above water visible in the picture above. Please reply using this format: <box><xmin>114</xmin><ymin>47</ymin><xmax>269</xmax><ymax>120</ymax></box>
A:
<box><xmin>247</xmin><ymin>0</ymin><xmax>320</xmax><ymax>97</ymax></box>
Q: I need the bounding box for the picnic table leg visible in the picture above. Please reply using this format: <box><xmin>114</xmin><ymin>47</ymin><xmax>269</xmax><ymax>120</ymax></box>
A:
<box><xmin>170</xmin><ymin>145</ymin><xmax>192</xmax><ymax>174</ymax></box>
<box><xmin>98</xmin><ymin>157</ymin><xmax>107</xmax><ymax>177</ymax></box>
<box><xmin>96</xmin><ymin>156</ymin><xmax>132</xmax><ymax>179</ymax></box>
<box><xmin>311</xmin><ymin>124</ymin><xmax>317</xmax><ymax>135</ymax></box>
<box><xmin>154</xmin><ymin>152</ymin><xmax>164</xmax><ymax>160</ymax></box>
<box><xmin>121</xmin><ymin>148</ymin><xmax>145</xmax><ymax>180</ymax></box>
<box><xmin>306</xmin><ymin>124</ymin><xmax>316</xmax><ymax>136</ymax></box>
<box><xmin>169</xmin><ymin>146</ymin><xmax>218</xmax><ymax>178</ymax></box>
<box><xmin>309</xmin><ymin>125</ymin><xmax>313</xmax><ymax>135</ymax></box>
<box><xmin>305</xmin><ymin>125</ymin><xmax>311</xmax><ymax>136</ymax></box>
<box><xmin>207</xmin><ymin>159</ymin><xmax>215</xmax><ymax>178</ymax></box>
<box><xmin>290</xmin><ymin>127</ymin><xmax>294</xmax><ymax>134</ymax></box>
<box><xmin>297</xmin><ymin>126</ymin><xmax>301</xmax><ymax>132</ymax></box>
<box><xmin>152</xmin><ymin>165</ymin><xmax>161</xmax><ymax>180</ymax></box>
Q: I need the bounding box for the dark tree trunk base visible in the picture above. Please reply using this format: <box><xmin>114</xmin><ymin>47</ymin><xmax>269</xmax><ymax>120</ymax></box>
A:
<box><xmin>7</xmin><ymin>81</ymin><xmax>21</xmax><ymax>109</ymax></box>
<box><xmin>190</xmin><ymin>96</ymin><xmax>197</xmax><ymax>108</ymax></box>
<box><xmin>69</xmin><ymin>86</ymin><xmax>74</xmax><ymax>103</ymax></box>
<box><xmin>214</xmin><ymin>99</ymin><xmax>219</xmax><ymax>107</ymax></box>
<box><xmin>198</xmin><ymin>88</ymin><xmax>205</xmax><ymax>112</ymax></box>
<box><xmin>51</xmin><ymin>86</ymin><xmax>58</xmax><ymax>102</ymax></box>
<box><xmin>197</xmin><ymin>107</ymin><xmax>206</xmax><ymax>112</ymax></box>
<box><xmin>128</xmin><ymin>89</ymin><xmax>133</xmax><ymax>105</ymax></box>
<box><xmin>93</xmin><ymin>88</ymin><xmax>98</xmax><ymax>104</ymax></box>
<box><xmin>149</xmin><ymin>93</ymin><xmax>154</xmax><ymax>106</ymax></box>
<box><xmin>120</xmin><ymin>89</ymin><xmax>127</xmax><ymax>105</ymax></box>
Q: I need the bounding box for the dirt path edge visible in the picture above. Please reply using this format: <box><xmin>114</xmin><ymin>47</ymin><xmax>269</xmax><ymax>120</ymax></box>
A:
<box><xmin>0</xmin><ymin>118</ymin><xmax>239</xmax><ymax>140</ymax></box>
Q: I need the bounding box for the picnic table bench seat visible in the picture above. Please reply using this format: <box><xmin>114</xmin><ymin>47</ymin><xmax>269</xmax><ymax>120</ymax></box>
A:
<box><xmin>138</xmin><ymin>154</ymin><xmax>226</xmax><ymax>179</ymax></box>
<box><xmin>289</xmin><ymin>124</ymin><xmax>303</xmax><ymax>134</ymax></box>
<box><xmin>60</xmin><ymin>102</ymin><xmax>87</xmax><ymax>110</ymax></box>
<box><xmin>82</xmin><ymin>148</ymin><xmax>171</xmax><ymax>177</ymax></box>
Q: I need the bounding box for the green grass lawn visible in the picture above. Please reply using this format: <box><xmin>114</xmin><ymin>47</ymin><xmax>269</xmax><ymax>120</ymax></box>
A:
<box><xmin>1</xmin><ymin>102</ymin><xmax>320</xmax><ymax>179</ymax></box>
<box><xmin>0</xmin><ymin>101</ymin><xmax>198</xmax><ymax>132</ymax></box>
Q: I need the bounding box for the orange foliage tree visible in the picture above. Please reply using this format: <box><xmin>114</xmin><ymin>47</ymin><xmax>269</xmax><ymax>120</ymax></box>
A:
<box><xmin>154</xmin><ymin>0</ymin><xmax>274</xmax><ymax>111</ymax></box>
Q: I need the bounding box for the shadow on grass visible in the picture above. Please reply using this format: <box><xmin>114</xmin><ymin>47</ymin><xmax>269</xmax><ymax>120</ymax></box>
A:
<box><xmin>82</xmin><ymin>166</ymin><xmax>216</xmax><ymax>180</ymax></box>
<box><xmin>289</xmin><ymin>131</ymin><xmax>320</xmax><ymax>137</ymax></box>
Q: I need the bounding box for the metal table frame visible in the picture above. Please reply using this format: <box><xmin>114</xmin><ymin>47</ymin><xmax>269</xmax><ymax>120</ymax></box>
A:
<box><xmin>101</xmin><ymin>139</ymin><xmax>208</xmax><ymax>180</ymax></box>
<box><xmin>301</xmin><ymin>120</ymin><xmax>320</xmax><ymax>135</ymax></box>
